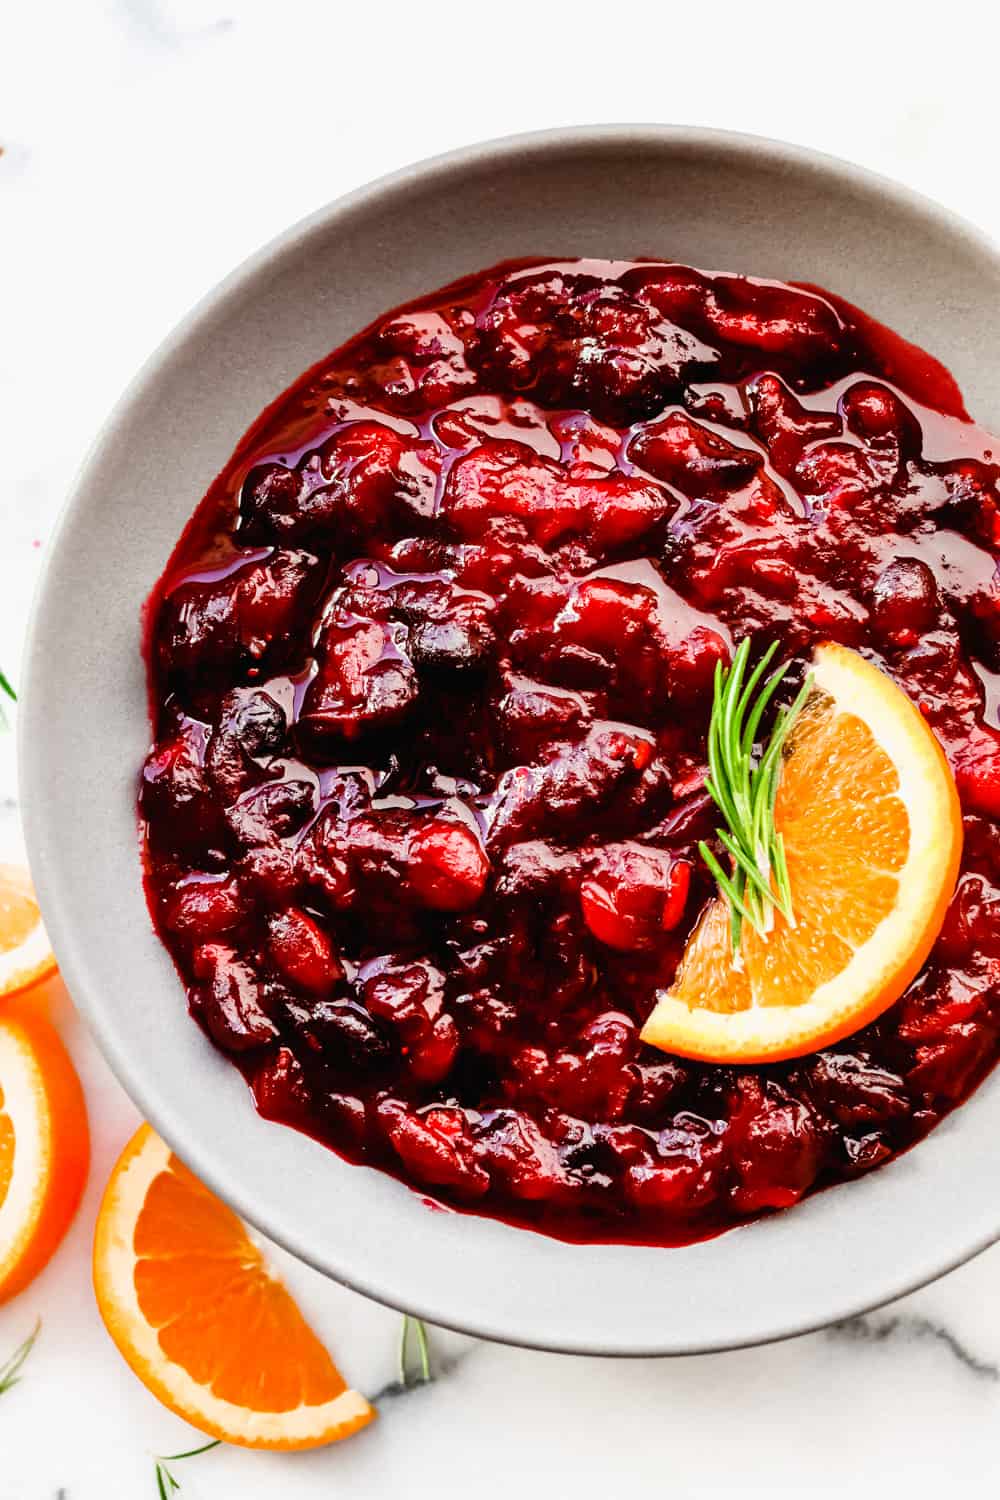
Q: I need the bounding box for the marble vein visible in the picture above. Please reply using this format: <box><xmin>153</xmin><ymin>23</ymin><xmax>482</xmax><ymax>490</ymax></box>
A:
<box><xmin>828</xmin><ymin>1313</ymin><xmax>999</xmax><ymax>1380</ymax></box>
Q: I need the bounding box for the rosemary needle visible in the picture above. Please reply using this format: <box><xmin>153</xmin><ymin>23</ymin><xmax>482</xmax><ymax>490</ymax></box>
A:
<box><xmin>698</xmin><ymin>639</ymin><xmax>813</xmax><ymax>954</ymax></box>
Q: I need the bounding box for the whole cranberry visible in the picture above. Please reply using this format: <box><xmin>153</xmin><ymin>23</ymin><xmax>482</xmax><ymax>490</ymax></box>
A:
<box><xmin>266</xmin><ymin>907</ymin><xmax>344</xmax><ymax>996</ymax></box>
<box><xmin>581</xmin><ymin>844</ymin><xmax>686</xmax><ymax>951</ymax></box>
<box><xmin>163</xmin><ymin>876</ymin><xmax>245</xmax><ymax>942</ymax></box>
<box><xmin>406</xmin><ymin>821</ymin><xmax>489</xmax><ymax>911</ymax></box>
<box><xmin>870</xmin><ymin>558</ymin><xmax>940</xmax><ymax>643</ymax></box>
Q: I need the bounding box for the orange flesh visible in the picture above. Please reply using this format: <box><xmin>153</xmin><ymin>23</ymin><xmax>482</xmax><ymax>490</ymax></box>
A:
<box><xmin>0</xmin><ymin>887</ymin><xmax>40</xmax><ymax>956</ymax></box>
<box><xmin>133</xmin><ymin>1154</ymin><xmax>347</xmax><ymax>1412</ymax></box>
<box><xmin>0</xmin><ymin>1085</ymin><xmax>12</xmax><ymax>1213</ymax></box>
<box><xmin>669</xmin><ymin>693</ymin><xmax>910</xmax><ymax>1014</ymax></box>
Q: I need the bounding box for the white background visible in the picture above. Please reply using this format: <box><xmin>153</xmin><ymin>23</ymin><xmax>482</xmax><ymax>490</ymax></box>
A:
<box><xmin>3</xmin><ymin>2</ymin><xmax>1000</xmax><ymax>1496</ymax></box>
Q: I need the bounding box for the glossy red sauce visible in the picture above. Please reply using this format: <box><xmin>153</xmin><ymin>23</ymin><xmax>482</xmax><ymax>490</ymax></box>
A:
<box><xmin>141</xmin><ymin>258</ymin><xmax>1000</xmax><ymax>1244</ymax></box>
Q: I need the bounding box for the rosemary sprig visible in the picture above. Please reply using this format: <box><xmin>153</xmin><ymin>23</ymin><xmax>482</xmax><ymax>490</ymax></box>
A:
<box><xmin>398</xmin><ymin>1314</ymin><xmax>431</xmax><ymax>1387</ymax></box>
<box><xmin>0</xmin><ymin>1320</ymin><xmax>40</xmax><ymax>1396</ymax></box>
<box><xmin>698</xmin><ymin>639</ymin><xmax>812</xmax><ymax>954</ymax></box>
<box><xmin>153</xmin><ymin>1440</ymin><xmax>221</xmax><ymax>1497</ymax></box>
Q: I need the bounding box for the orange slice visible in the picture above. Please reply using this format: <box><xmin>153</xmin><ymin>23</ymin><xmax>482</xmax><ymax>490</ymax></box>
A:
<box><xmin>0</xmin><ymin>997</ymin><xmax>89</xmax><ymax>1302</ymax></box>
<box><xmin>93</xmin><ymin>1125</ymin><xmax>375</xmax><ymax>1450</ymax></box>
<box><xmin>641</xmin><ymin>642</ymin><xmax>962</xmax><ymax>1063</ymax></box>
<box><xmin>0</xmin><ymin>866</ymin><xmax>56</xmax><ymax>1001</ymax></box>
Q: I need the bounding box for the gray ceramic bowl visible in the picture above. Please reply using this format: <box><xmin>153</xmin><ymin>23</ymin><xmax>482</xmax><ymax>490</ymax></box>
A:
<box><xmin>20</xmin><ymin>126</ymin><xmax>1000</xmax><ymax>1355</ymax></box>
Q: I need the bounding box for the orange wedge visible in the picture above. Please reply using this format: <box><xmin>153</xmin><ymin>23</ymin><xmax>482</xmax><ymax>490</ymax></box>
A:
<box><xmin>93</xmin><ymin>1125</ymin><xmax>375</xmax><ymax>1450</ymax></box>
<box><xmin>0</xmin><ymin>867</ymin><xmax>56</xmax><ymax>1001</ymax></box>
<box><xmin>641</xmin><ymin>642</ymin><xmax>962</xmax><ymax>1063</ymax></box>
<box><xmin>0</xmin><ymin>997</ymin><xmax>89</xmax><ymax>1302</ymax></box>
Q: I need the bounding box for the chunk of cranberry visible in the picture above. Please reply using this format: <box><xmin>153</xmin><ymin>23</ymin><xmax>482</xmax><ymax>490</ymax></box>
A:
<box><xmin>802</xmin><ymin>1052</ymin><xmax>911</xmax><ymax>1129</ymax></box>
<box><xmin>727</xmin><ymin>1078</ymin><xmax>822</xmax><ymax>1213</ymax></box>
<box><xmin>266</xmin><ymin>907</ymin><xmax>344</xmax><ymax>996</ymax></box>
<box><xmin>252</xmin><ymin>1045</ymin><xmax>312</xmax><ymax>1122</ymax></box>
<box><xmin>206</xmin><ymin>689</ymin><xmax>287</xmax><ymax>798</ymax></box>
<box><xmin>580</xmin><ymin>843</ymin><xmax>687</xmax><ymax>951</ymax></box>
<box><xmin>286</xmin><ymin>997</ymin><xmax>393</xmax><ymax>1072</ymax></box>
<box><xmin>475</xmin><ymin>1110</ymin><xmax>576</xmax><ymax>1202</ymax></box>
<box><xmin>488</xmin><ymin>726</ymin><xmax>671</xmax><ymax>848</ymax></box>
<box><xmin>158</xmin><ymin>549</ymin><xmax>321</xmax><ymax>691</ymax></box>
<box><xmin>443</xmin><ymin>439</ymin><xmax>673</xmax><ymax>551</ymax></box>
<box><xmin>534</xmin><ymin>1012</ymin><xmax>640</xmax><ymax>1120</ymax></box>
<box><xmin>612</xmin><ymin>1116</ymin><xmax>724</xmax><ymax>1213</ymax></box>
<box><xmin>954</xmin><ymin>729</ymin><xmax>1000</xmax><ymax>819</ymax></box>
<box><xmin>240</xmin><ymin>422</ymin><xmax>441</xmax><ymax>544</ymax></box>
<box><xmin>403</xmin><ymin>1014</ymin><xmax>457</xmax><ymax>1085</ymax></box>
<box><xmin>377</xmin><ymin>1101</ymin><xmax>489</xmax><ymax>1198</ymax></box>
<box><xmin>189</xmin><ymin>944</ymin><xmax>277</xmax><ymax>1052</ymax></box>
<box><xmin>842</xmin><ymin>380</ymin><xmax>921</xmax><ymax>457</ymax></box>
<box><xmin>162</xmin><ymin>875</ymin><xmax>245</xmax><ymax>942</ymax></box>
<box><xmin>225</xmin><ymin>779</ymin><xmax>315</xmax><ymax>848</ymax></box>
<box><xmin>631</xmin><ymin>1058</ymin><xmax>690</xmax><ymax>1122</ymax></box>
<box><xmin>746</xmin><ymin>372</ymin><xmax>843</xmax><ymax>475</ymax></box>
<box><xmin>936</xmin><ymin>872</ymin><xmax>1000</xmax><ymax>961</ymax></box>
<box><xmin>140</xmin><ymin>725</ymin><xmax>223</xmax><ymax>856</ymax></box>
<box><xmin>406</xmin><ymin>820</ymin><xmax>489</xmax><ymax>911</ymax></box>
<box><xmin>299</xmin><ymin>615</ymin><xmax>418</xmax><ymax>749</ymax></box>
<box><xmin>495</xmin><ymin>679</ymin><xmax>594</xmax><ymax>760</ymax></box>
<box><xmin>629</xmin><ymin>411</ymin><xmax>763</xmax><ymax>497</ymax></box>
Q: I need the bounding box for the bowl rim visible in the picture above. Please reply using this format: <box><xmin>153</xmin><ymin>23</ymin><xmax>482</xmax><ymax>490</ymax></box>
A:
<box><xmin>20</xmin><ymin>122</ymin><xmax>1000</xmax><ymax>1356</ymax></box>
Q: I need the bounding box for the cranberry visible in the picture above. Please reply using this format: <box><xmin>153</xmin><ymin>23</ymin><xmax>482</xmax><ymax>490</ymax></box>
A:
<box><xmin>728</xmin><ymin>1079</ymin><xmax>822</xmax><ymax>1213</ymax></box>
<box><xmin>842</xmin><ymin>380</ymin><xmax>921</xmax><ymax>456</ymax></box>
<box><xmin>266</xmin><ymin>907</ymin><xmax>344</xmax><ymax>996</ymax></box>
<box><xmin>581</xmin><ymin>843</ymin><xmax>685</xmax><ymax>951</ymax></box>
<box><xmin>252</xmin><ymin>1046</ymin><xmax>312</xmax><ymax>1122</ymax></box>
<box><xmin>623</xmin><ymin>1118</ymin><xmax>725</xmax><ymax>1214</ymax></box>
<box><xmin>158</xmin><ymin>549</ymin><xmax>321</xmax><ymax>691</ymax></box>
<box><xmin>406</xmin><ymin>821</ymin><xmax>489</xmax><ymax>911</ymax></box>
<box><xmin>189</xmin><ymin>945</ymin><xmax>277</xmax><ymax>1052</ymax></box>
<box><xmin>803</xmin><ymin>1053</ymin><xmax>911</xmax><ymax>1129</ymax></box>
<box><xmin>288</xmin><ymin>998</ymin><xmax>392</xmax><ymax>1072</ymax></box>
<box><xmin>475</xmin><ymin>1110</ymin><xmax>576</xmax><ymax>1202</ymax></box>
<box><xmin>240</xmin><ymin>422</ymin><xmax>441</xmax><ymax>543</ymax></box>
<box><xmin>299</xmin><ymin>615</ymin><xmax>418</xmax><ymax>748</ymax></box>
<box><xmin>629</xmin><ymin>411</ymin><xmax>763</xmax><ymax>496</ymax></box>
<box><xmin>162</xmin><ymin>876</ymin><xmax>244</xmax><ymax>942</ymax></box>
<box><xmin>206</xmin><ymin>689</ymin><xmax>287</xmax><ymax>798</ymax></box>
<box><xmin>225</xmin><ymin>779</ymin><xmax>315</xmax><ymax>847</ymax></box>
<box><xmin>870</xmin><ymin>558</ymin><xmax>940</xmax><ymax>644</ymax></box>
<box><xmin>140</xmin><ymin>726</ymin><xmax>223</xmax><ymax>856</ymax></box>
<box><xmin>377</xmin><ymin>1101</ymin><xmax>489</xmax><ymax>1198</ymax></box>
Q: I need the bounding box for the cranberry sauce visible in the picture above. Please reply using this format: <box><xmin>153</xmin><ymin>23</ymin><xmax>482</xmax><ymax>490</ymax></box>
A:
<box><xmin>141</xmin><ymin>258</ymin><xmax>1000</xmax><ymax>1244</ymax></box>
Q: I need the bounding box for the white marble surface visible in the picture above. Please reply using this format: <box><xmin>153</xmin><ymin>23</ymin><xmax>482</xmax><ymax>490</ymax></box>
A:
<box><xmin>4</xmin><ymin>2</ymin><xmax>1000</xmax><ymax>1495</ymax></box>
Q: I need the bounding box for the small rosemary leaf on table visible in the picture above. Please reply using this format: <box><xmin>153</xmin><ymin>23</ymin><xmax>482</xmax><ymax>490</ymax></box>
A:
<box><xmin>0</xmin><ymin>1319</ymin><xmax>40</xmax><ymax>1396</ymax></box>
<box><xmin>398</xmin><ymin>1313</ymin><xmax>432</xmax><ymax>1387</ymax></box>
<box><xmin>0</xmin><ymin>668</ymin><xmax>15</xmax><ymax>703</ymax></box>
<box><xmin>152</xmin><ymin>1439</ymin><xmax>220</xmax><ymax>1496</ymax></box>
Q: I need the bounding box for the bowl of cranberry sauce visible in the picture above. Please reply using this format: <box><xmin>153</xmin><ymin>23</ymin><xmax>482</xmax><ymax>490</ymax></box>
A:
<box><xmin>142</xmin><ymin>246</ymin><xmax>1000</xmax><ymax>1244</ymax></box>
<box><xmin>24</xmin><ymin>129</ymin><xmax>1000</xmax><ymax>1352</ymax></box>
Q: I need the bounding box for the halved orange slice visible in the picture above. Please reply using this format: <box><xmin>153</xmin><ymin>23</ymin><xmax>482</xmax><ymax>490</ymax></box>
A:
<box><xmin>641</xmin><ymin>642</ymin><xmax>962</xmax><ymax>1063</ymax></box>
<box><xmin>0</xmin><ymin>996</ymin><xmax>89</xmax><ymax>1302</ymax></box>
<box><xmin>0</xmin><ymin>867</ymin><xmax>56</xmax><ymax>1002</ymax></box>
<box><xmin>93</xmin><ymin>1125</ymin><xmax>375</xmax><ymax>1450</ymax></box>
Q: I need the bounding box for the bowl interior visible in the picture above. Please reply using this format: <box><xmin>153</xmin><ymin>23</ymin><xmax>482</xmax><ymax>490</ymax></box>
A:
<box><xmin>21</xmin><ymin>126</ymin><xmax>1000</xmax><ymax>1354</ymax></box>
